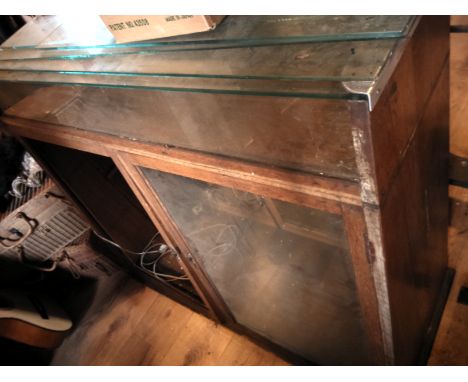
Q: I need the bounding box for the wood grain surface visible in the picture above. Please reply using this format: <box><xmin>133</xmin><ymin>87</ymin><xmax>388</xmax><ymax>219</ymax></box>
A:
<box><xmin>51</xmin><ymin>276</ymin><xmax>287</xmax><ymax>366</ymax></box>
<box><xmin>429</xmin><ymin>188</ymin><xmax>468</xmax><ymax>365</ymax></box>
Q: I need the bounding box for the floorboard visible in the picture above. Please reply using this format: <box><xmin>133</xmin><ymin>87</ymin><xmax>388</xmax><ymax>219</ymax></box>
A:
<box><xmin>51</xmin><ymin>276</ymin><xmax>287</xmax><ymax>366</ymax></box>
<box><xmin>428</xmin><ymin>188</ymin><xmax>468</xmax><ymax>365</ymax></box>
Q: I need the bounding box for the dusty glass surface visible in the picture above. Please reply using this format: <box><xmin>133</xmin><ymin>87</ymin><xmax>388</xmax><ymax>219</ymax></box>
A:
<box><xmin>141</xmin><ymin>168</ymin><xmax>370</xmax><ymax>365</ymax></box>
<box><xmin>0</xmin><ymin>74</ymin><xmax>358</xmax><ymax>98</ymax></box>
<box><xmin>1</xmin><ymin>15</ymin><xmax>413</xmax><ymax>51</ymax></box>
<box><xmin>0</xmin><ymin>16</ymin><xmax>414</xmax><ymax>179</ymax></box>
<box><xmin>0</xmin><ymin>16</ymin><xmax>415</xmax><ymax>100</ymax></box>
<box><xmin>0</xmin><ymin>38</ymin><xmax>397</xmax><ymax>84</ymax></box>
<box><xmin>1</xmin><ymin>82</ymin><xmax>359</xmax><ymax>180</ymax></box>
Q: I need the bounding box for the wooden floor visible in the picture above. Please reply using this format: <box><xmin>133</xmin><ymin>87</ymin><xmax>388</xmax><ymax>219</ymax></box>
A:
<box><xmin>51</xmin><ymin>25</ymin><xmax>468</xmax><ymax>366</ymax></box>
<box><xmin>51</xmin><ymin>274</ymin><xmax>288</xmax><ymax>366</ymax></box>
<box><xmin>429</xmin><ymin>187</ymin><xmax>468</xmax><ymax>365</ymax></box>
<box><xmin>50</xmin><ymin>189</ymin><xmax>468</xmax><ymax>366</ymax></box>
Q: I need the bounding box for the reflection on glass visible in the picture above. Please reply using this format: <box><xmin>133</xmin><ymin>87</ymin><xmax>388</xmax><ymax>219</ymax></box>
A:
<box><xmin>1</xmin><ymin>15</ymin><xmax>413</xmax><ymax>51</ymax></box>
<box><xmin>0</xmin><ymin>39</ymin><xmax>397</xmax><ymax>83</ymax></box>
<box><xmin>2</xmin><ymin>83</ymin><xmax>358</xmax><ymax>181</ymax></box>
<box><xmin>141</xmin><ymin>168</ymin><xmax>370</xmax><ymax>365</ymax></box>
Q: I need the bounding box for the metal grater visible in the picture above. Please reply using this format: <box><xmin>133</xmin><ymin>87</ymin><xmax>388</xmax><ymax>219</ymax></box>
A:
<box><xmin>13</xmin><ymin>208</ymin><xmax>89</xmax><ymax>262</ymax></box>
<box><xmin>0</xmin><ymin>180</ymin><xmax>90</xmax><ymax>265</ymax></box>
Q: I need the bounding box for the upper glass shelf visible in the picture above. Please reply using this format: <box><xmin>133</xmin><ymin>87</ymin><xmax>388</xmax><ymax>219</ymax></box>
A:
<box><xmin>0</xmin><ymin>38</ymin><xmax>398</xmax><ymax>82</ymax></box>
<box><xmin>0</xmin><ymin>16</ymin><xmax>416</xmax><ymax>105</ymax></box>
<box><xmin>1</xmin><ymin>15</ymin><xmax>414</xmax><ymax>53</ymax></box>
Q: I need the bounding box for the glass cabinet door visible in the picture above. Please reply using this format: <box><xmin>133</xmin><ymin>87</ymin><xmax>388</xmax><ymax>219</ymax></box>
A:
<box><xmin>140</xmin><ymin>167</ymin><xmax>371</xmax><ymax>365</ymax></box>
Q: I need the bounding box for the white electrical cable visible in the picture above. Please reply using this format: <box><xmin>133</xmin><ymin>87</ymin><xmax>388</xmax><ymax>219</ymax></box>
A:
<box><xmin>93</xmin><ymin>230</ymin><xmax>190</xmax><ymax>282</ymax></box>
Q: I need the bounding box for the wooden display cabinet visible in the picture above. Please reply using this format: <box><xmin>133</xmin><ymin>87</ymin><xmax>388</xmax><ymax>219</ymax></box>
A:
<box><xmin>0</xmin><ymin>16</ymin><xmax>450</xmax><ymax>365</ymax></box>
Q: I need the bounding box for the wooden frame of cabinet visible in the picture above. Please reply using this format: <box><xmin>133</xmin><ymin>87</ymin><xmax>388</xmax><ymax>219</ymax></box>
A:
<box><xmin>0</xmin><ymin>16</ymin><xmax>451</xmax><ymax>365</ymax></box>
<box><xmin>1</xmin><ymin>117</ymin><xmax>385</xmax><ymax>364</ymax></box>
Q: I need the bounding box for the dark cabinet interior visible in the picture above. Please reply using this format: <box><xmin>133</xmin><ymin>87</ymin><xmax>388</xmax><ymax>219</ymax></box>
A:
<box><xmin>24</xmin><ymin>139</ymin><xmax>206</xmax><ymax>312</ymax></box>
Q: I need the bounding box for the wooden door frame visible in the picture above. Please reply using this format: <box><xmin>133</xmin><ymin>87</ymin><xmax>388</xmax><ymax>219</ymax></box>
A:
<box><xmin>1</xmin><ymin>117</ymin><xmax>386</xmax><ymax>364</ymax></box>
<box><xmin>0</xmin><ymin>116</ymin><xmax>362</xmax><ymax>213</ymax></box>
<box><xmin>112</xmin><ymin>148</ymin><xmax>386</xmax><ymax>365</ymax></box>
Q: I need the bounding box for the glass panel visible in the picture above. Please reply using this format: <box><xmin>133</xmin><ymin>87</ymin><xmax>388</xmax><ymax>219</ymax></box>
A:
<box><xmin>0</xmin><ymin>39</ymin><xmax>397</xmax><ymax>83</ymax></box>
<box><xmin>0</xmin><ymin>16</ymin><xmax>413</xmax><ymax>120</ymax></box>
<box><xmin>2</xmin><ymin>83</ymin><xmax>358</xmax><ymax>181</ymax></box>
<box><xmin>1</xmin><ymin>15</ymin><xmax>414</xmax><ymax>50</ymax></box>
<box><xmin>0</xmin><ymin>73</ymin><xmax>359</xmax><ymax>97</ymax></box>
<box><xmin>141</xmin><ymin>168</ymin><xmax>370</xmax><ymax>365</ymax></box>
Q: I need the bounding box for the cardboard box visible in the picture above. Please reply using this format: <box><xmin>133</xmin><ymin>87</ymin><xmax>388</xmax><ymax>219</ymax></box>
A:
<box><xmin>100</xmin><ymin>15</ymin><xmax>225</xmax><ymax>43</ymax></box>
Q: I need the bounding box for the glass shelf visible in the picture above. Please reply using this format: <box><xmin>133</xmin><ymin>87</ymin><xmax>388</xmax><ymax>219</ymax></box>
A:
<box><xmin>1</xmin><ymin>15</ymin><xmax>414</xmax><ymax>52</ymax></box>
<box><xmin>0</xmin><ymin>16</ymin><xmax>415</xmax><ymax>102</ymax></box>
<box><xmin>0</xmin><ymin>37</ymin><xmax>399</xmax><ymax>98</ymax></box>
<box><xmin>0</xmin><ymin>40</ymin><xmax>396</xmax><ymax>83</ymax></box>
<box><xmin>0</xmin><ymin>73</ymin><xmax>359</xmax><ymax>100</ymax></box>
<box><xmin>0</xmin><ymin>16</ymin><xmax>416</xmax><ymax>179</ymax></box>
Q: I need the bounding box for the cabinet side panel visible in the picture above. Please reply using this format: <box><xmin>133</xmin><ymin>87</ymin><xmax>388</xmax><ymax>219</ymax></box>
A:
<box><xmin>368</xmin><ymin>16</ymin><xmax>450</xmax><ymax>205</ymax></box>
<box><xmin>351</xmin><ymin>17</ymin><xmax>450</xmax><ymax>365</ymax></box>
<box><xmin>380</xmin><ymin>61</ymin><xmax>449</xmax><ymax>365</ymax></box>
